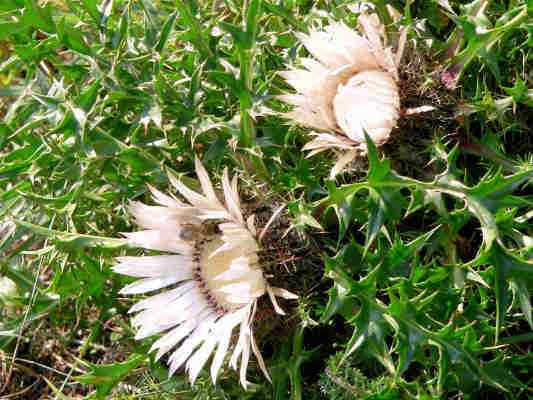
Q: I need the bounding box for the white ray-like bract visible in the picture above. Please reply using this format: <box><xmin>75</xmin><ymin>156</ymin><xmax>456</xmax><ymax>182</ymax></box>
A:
<box><xmin>280</xmin><ymin>12</ymin><xmax>405</xmax><ymax>177</ymax></box>
<box><xmin>113</xmin><ymin>158</ymin><xmax>297</xmax><ymax>388</ymax></box>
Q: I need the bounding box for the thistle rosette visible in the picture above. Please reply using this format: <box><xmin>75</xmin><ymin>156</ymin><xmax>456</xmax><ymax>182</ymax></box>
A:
<box><xmin>280</xmin><ymin>12</ymin><xmax>405</xmax><ymax>177</ymax></box>
<box><xmin>114</xmin><ymin>158</ymin><xmax>296</xmax><ymax>388</ymax></box>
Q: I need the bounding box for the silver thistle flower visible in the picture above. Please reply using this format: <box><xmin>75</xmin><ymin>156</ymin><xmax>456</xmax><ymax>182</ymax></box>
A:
<box><xmin>280</xmin><ymin>12</ymin><xmax>406</xmax><ymax>177</ymax></box>
<box><xmin>114</xmin><ymin>158</ymin><xmax>297</xmax><ymax>388</ymax></box>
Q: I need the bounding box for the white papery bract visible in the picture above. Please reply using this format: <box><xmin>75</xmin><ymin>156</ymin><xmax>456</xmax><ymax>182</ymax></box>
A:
<box><xmin>280</xmin><ymin>12</ymin><xmax>404</xmax><ymax>177</ymax></box>
<box><xmin>0</xmin><ymin>276</ymin><xmax>17</xmax><ymax>301</ymax></box>
<box><xmin>114</xmin><ymin>158</ymin><xmax>296</xmax><ymax>388</ymax></box>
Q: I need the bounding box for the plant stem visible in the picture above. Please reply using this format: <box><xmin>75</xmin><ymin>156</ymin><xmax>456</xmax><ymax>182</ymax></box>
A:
<box><xmin>289</xmin><ymin>325</ymin><xmax>304</xmax><ymax>400</ymax></box>
<box><xmin>236</xmin><ymin>0</ymin><xmax>270</xmax><ymax>181</ymax></box>
<box><xmin>238</xmin><ymin>49</ymin><xmax>255</xmax><ymax>148</ymax></box>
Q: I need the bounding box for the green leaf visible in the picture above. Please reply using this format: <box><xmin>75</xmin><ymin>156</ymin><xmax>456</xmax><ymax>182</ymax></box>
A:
<box><xmin>77</xmin><ymin>79</ymin><xmax>101</xmax><ymax>111</ymax></box>
<box><xmin>22</xmin><ymin>0</ymin><xmax>56</xmax><ymax>33</ymax></box>
<box><xmin>18</xmin><ymin>183</ymin><xmax>82</xmax><ymax>210</ymax></box>
<box><xmin>388</xmin><ymin>300</ymin><xmax>426</xmax><ymax>375</ymax></box>
<box><xmin>289</xmin><ymin>201</ymin><xmax>323</xmax><ymax>232</ymax></box>
<box><xmin>0</xmin><ymin>0</ymin><xmax>23</xmax><ymax>12</ymax></box>
<box><xmin>465</xmin><ymin>195</ymin><xmax>498</xmax><ymax>250</ymax></box>
<box><xmin>321</xmin><ymin>249</ymin><xmax>360</xmax><ymax>322</ymax></box>
<box><xmin>112</xmin><ymin>6</ymin><xmax>129</xmax><ymax>49</ymax></box>
<box><xmin>365</xmin><ymin>189</ymin><xmax>385</xmax><ymax>254</ymax></box>
<box><xmin>155</xmin><ymin>11</ymin><xmax>178</xmax><ymax>54</ymax></box>
<box><xmin>378</xmin><ymin>227</ymin><xmax>440</xmax><ymax>280</ymax></box>
<box><xmin>486</xmin><ymin>244</ymin><xmax>533</xmax><ymax>283</ymax></box>
<box><xmin>482</xmin><ymin>244</ymin><xmax>533</xmax><ymax>341</ymax></box>
<box><xmin>14</xmin><ymin>220</ymin><xmax>127</xmax><ymax>249</ymax></box>
<box><xmin>432</xmin><ymin>325</ymin><xmax>506</xmax><ymax>392</ymax></box>
<box><xmin>80</xmin><ymin>0</ymin><xmax>100</xmax><ymax>24</ymax></box>
<box><xmin>56</xmin><ymin>17</ymin><xmax>92</xmax><ymax>55</ymax></box>
<box><xmin>343</xmin><ymin>298</ymin><xmax>394</xmax><ymax>374</ymax></box>
<box><xmin>510</xmin><ymin>279</ymin><xmax>533</xmax><ymax>330</ymax></box>
<box><xmin>343</xmin><ymin>300</ymin><xmax>381</xmax><ymax>358</ymax></box>
<box><xmin>262</xmin><ymin>1</ymin><xmax>307</xmax><ymax>32</ymax></box>
<box><xmin>175</xmin><ymin>0</ymin><xmax>212</xmax><ymax>59</ymax></box>
<box><xmin>140</xmin><ymin>0</ymin><xmax>158</xmax><ymax>48</ymax></box>
<box><xmin>469</xmin><ymin>168</ymin><xmax>533</xmax><ymax>209</ymax></box>
<box><xmin>219</xmin><ymin>22</ymin><xmax>248</xmax><ymax>48</ymax></box>
<box><xmin>365</xmin><ymin>132</ymin><xmax>391</xmax><ymax>185</ymax></box>
<box><xmin>75</xmin><ymin>354</ymin><xmax>146</xmax><ymax>399</ymax></box>
<box><xmin>503</xmin><ymin>79</ymin><xmax>533</xmax><ymax>106</ymax></box>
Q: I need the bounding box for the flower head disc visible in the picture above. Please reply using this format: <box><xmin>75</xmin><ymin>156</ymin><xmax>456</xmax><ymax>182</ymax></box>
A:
<box><xmin>280</xmin><ymin>12</ymin><xmax>405</xmax><ymax>177</ymax></box>
<box><xmin>114</xmin><ymin>158</ymin><xmax>296</xmax><ymax>388</ymax></box>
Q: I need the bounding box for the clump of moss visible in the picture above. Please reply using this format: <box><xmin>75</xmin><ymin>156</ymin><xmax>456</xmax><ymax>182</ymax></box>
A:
<box><xmin>318</xmin><ymin>352</ymin><xmax>398</xmax><ymax>400</ymax></box>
